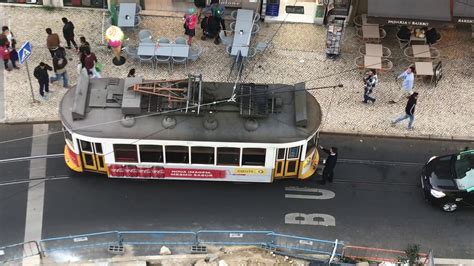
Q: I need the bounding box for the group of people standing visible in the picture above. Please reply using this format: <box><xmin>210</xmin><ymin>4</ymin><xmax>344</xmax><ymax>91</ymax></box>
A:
<box><xmin>34</xmin><ymin>17</ymin><xmax>97</xmax><ymax>100</ymax></box>
<box><xmin>0</xmin><ymin>26</ymin><xmax>19</xmax><ymax>71</ymax></box>
<box><xmin>361</xmin><ymin>66</ymin><xmax>418</xmax><ymax>130</ymax></box>
<box><xmin>184</xmin><ymin>0</ymin><xmax>226</xmax><ymax>45</ymax></box>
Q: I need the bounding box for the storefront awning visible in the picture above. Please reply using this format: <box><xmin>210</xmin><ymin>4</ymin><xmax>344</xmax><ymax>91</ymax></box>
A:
<box><xmin>367</xmin><ymin>0</ymin><xmax>452</xmax><ymax>27</ymax></box>
<box><xmin>453</xmin><ymin>0</ymin><xmax>474</xmax><ymax>24</ymax></box>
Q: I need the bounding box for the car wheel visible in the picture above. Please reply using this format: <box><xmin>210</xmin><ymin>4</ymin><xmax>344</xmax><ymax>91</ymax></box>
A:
<box><xmin>441</xmin><ymin>202</ymin><xmax>457</xmax><ymax>212</ymax></box>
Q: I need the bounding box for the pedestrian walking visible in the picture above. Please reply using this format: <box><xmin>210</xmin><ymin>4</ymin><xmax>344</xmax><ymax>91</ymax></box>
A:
<box><xmin>50</xmin><ymin>47</ymin><xmax>69</xmax><ymax>88</ymax></box>
<box><xmin>184</xmin><ymin>8</ymin><xmax>197</xmax><ymax>45</ymax></box>
<box><xmin>391</xmin><ymin>92</ymin><xmax>418</xmax><ymax>130</ymax></box>
<box><xmin>0</xmin><ymin>26</ymin><xmax>19</xmax><ymax>70</ymax></box>
<box><xmin>82</xmin><ymin>49</ymin><xmax>99</xmax><ymax>78</ymax></box>
<box><xmin>209</xmin><ymin>0</ymin><xmax>226</xmax><ymax>43</ymax></box>
<box><xmin>390</xmin><ymin>66</ymin><xmax>415</xmax><ymax>103</ymax></box>
<box><xmin>62</xmin><ymin>17</ymin><xmax>78</xmax><ymax>50</ymax></box>
<box><xmin>78</xmin><ymin>36</ymin><xmax>90</xmax><ymax>55</ymax></box>
<box><xmin>127</xmin><ymin>68</ymin><xmax>136</xmax><ymax>77</ymax></box>
<box><xmin>33</xmin><ymin>62</ymin><xmax>52</xmax><ymax>99</ymax></box>
<box><xmin>362</xmin><ymin>69</ymin><xmax>377</xmax><ymax>104</ymax></box>
<box><xmin>200</xmin><ymin>10</ymin><xmax>221</xmax><ymax>42</ymax></box>
<box><xmin>46</xmin><ymin>28</ymin><xmax>61</xmax><ymax>58</ymax></box>
<box><xmin>319</xmin><ymin>145</ymin><xmax>338</xmax><ymax>185</ymax></box>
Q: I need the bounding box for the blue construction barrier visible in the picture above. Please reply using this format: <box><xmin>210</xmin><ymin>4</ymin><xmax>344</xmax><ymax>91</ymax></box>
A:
<box><xmin>1</xmin><ymin>230</ymin><xmax>343</xmax><ymax>264</ymax></box>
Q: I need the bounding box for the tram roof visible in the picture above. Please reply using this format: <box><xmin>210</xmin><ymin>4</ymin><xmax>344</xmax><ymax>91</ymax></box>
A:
<box><xmin>60</xmin><ymin>72</ymin><xmax>322</xmax><ymax>144</ymax></box>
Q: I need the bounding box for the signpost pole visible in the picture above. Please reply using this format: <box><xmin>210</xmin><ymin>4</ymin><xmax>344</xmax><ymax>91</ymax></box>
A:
<box><xmin>24</xmin><ymin>61</ymin><xmax>37</xmax><ymax>103</ymax></box>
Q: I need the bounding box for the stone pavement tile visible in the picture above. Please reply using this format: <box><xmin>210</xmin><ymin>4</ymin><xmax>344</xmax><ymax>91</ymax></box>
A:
<box><xmin>2</xmin><ymin>6</ymin><xmax>473</xmax><ymax>139</ymax></box>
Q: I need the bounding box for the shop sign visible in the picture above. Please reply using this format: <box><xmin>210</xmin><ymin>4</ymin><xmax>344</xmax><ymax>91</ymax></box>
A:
<box><xmin>108</xmin><ymin>164</ymin><xmax>226</xmax><ymax>179</ymax></box>
<box><xmin>232</xmin><ymin>168</ymin><xmax>267</xmax><ymax>175</ymax></box>
<box><xmin>457</xmin><ymin>18</ymin><xmax>474</xmax><ymax>24</ymax></box>
<box><xmin>387</xmin><ymin>20</ymin><xmax>429</xmax><ymax>26</ymax></box>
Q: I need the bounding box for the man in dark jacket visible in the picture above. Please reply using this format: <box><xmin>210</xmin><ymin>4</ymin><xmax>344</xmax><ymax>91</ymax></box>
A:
<box><xmin>319</xmin><ymin>145</ymin><xmax>338</xmax><ymax>185</ymax></box>
<box><xmin>391</xmin><ymin>92</ymin><xmax>418</xmax><ymax>130</ymax></box>
<box><xmin>33</xmin><ymin>62</ymin><xmax>53</xmax><ymax>98</ymax></box>
<box><xmin>62</xmin><ymin>17</ymin><xmax>78</xmax><ymax>50</ymax></box>
<box><xmin>201</xmin><ymin>11</ymin><xmax>221</xmax><ymax>41</ymax></box>
<box><xmin>50</xmin><ymin>48</ymin><xmax>69</xmax><ymax>88</ymax></box>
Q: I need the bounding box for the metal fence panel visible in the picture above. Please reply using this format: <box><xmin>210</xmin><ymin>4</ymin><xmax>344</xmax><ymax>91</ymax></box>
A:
<box><xmin>197</xmin><ymin>230</ymin><xmax>274</xmax><ymax>246</ymax></box>
<box><xmin>39</xmin><ymin>231</ymin><xmax>119</xmax><ymax>263</ymax></box>
<box><xmin>0</xmin><ymin>241</ymin><xmax>39</xmax><ymax>264</ymax></box>
<box><xmin>119</xmin><ymin>231</ymin><xmax>197</xmax><ymax>256</ymax></box>
<box><xmin>342</xmin><ymin>245</ymin><xmax>427</xmax><ymax>263</ymax></box>
<box><xmin>270</xmin><ymin>233</ymin><xmax>344</xmax><ymax>256</ymax></box>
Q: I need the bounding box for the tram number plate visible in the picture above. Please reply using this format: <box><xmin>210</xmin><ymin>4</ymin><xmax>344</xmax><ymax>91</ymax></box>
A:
<box><xmin>73</xmin><ymin>237</ymin><xmax>89</xmax><ymax>242</ymax></box>
<box><xmin>229</xmin><ymin>233</ymin><xmax>243</xmax><ymax>238</ymax></box>
<box><xmin>299</xmin><ymin>240</ymin><xmax>313</xmax><ymax>245</ymax></box>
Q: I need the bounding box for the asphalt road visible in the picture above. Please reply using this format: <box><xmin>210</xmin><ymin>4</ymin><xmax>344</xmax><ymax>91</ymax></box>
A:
<box><xmin>0</xmin><ymin>123</ymin><xmax>473</xmax><ymax>259</ymax></box>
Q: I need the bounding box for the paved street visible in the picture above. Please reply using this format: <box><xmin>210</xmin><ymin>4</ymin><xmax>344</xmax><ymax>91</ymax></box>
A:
<box><xmin>0</xmin><ymin>123</ymin><xmax>473</xmax><ymax>259</ymax></box>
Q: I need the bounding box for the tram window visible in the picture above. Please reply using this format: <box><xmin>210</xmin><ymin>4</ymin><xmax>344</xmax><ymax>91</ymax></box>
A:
<box><xmin>63</xmin><ymin>128</ymin><xmax>73</xmax><ymax>144</ymax></box>
<box><xmin>191</xmin><ymin>147</ymin><xmax>215</xmax><ymax>165</ymax></box>
<box><xmin>288</xmin><ymin>147</ymin><xmax>300</xmax><ymax>159</ymax></box>
<box><xmin>80</xmin><ymin>140</ymin><xmax>93</xmax><ymax>152</ymax></box>
<box><xmin>277</xmin><ymin>149</ymin><xmax>285</xmax><ymax>160</ymax></box>
<box><xmin>113</xmin><ymin>144</ymin><xmax>138</xmax><ymax>163</ymax></box>
<box><xmin>305</xmin><ymin>136</ymin><xmax>317</xmax><ymax>157</ymax></box>
<box><xmin>139</xmin><ymin>145</ymin><xmax>163</xmax><ymax>163</ymax></box>
<box><xmin>95</xmin><ymin>143</ymin><xmax>103</xmax><ymax>154</ymax></box>
<box><xmin>217</xmin><ymin>148</ymin><xmax>240</xmax><ymax>166</ymax></box>
<box><xmin>165</xmin><ymin>146</ymin><xmax>189</xmax><ymax>164</ymax></box>
<box><xmin>242</xmin><ymin>148</ymin><xmax>266</xmax><ymax>166</ymax></box>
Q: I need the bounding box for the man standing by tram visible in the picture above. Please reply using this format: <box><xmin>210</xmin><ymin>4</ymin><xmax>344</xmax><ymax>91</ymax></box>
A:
<box><xmin>319</xmin><ymin>145</ymin><xmax>338</xmax><ymax>185</ymax></box>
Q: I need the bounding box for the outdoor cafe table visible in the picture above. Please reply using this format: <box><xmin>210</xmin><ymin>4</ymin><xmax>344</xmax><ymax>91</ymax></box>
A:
<box><xmin>415</xmin><ymin>61</ymin><xmax>434</xmax><ymax>76</ymax></box>
<box><xmin>365</xmin><ymin>43</ymin><xmax>383</xmax><ymax>57</ymax></box>
<box><xmin>364</xmin><ymin>56</ymin><xmax>381</xmax><ymax>69</ymax></box>
<box><xmin>412</xmin><ymin>45</ymin><xmax>431</xmax><ymax>59</ymax></box>
<box><xmin>231</xmin><ymin>9</ymin><xmax>254</xmax><ymax>57</ymax></box>
<box><xmin>117</xmin><ymin>3</ymin><xmax>137</xmax><ymax>27</ymax></box>
<box><xmin>137</xmin><ymin>42</ymin><xmax>190</xmax><ymax>58</ymax></box>
<box><xmin>362</xmin><ymin>25</ymin><xmax>380</xmax><ymax>41</ymax></box>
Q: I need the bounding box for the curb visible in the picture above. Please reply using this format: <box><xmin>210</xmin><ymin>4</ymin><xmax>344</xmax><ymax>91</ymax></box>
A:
<box><xmin>320</xmin><ymin>130</ymin><xmax>474</xmax><ymax>142</ymax></box>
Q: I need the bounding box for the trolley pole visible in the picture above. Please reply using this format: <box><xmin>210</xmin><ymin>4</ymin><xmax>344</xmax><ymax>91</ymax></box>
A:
<box><xmin>25</xmin><ymin>61</ymin><xmax>38</xmax><ymax>103</ymax></box>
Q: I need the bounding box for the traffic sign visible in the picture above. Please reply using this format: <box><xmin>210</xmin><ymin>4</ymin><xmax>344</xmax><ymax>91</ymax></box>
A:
<box><xmin>18</xmin><ymin>41</ymin><xmax>32</xmax><ymax>64</ymax></box>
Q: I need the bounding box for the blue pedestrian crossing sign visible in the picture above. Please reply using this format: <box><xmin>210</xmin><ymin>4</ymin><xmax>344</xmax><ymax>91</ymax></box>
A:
<box><xmin>18</xmin><ymin>41</ymin><xmax>32</xmax><ymax>64</ymax></box>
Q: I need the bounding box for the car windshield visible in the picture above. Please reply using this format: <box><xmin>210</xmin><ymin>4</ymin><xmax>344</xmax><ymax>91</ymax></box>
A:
<box><xmin>454</xmin><ymin>152</ymin><xmax>474</xmax><ymax>191</ymax></box>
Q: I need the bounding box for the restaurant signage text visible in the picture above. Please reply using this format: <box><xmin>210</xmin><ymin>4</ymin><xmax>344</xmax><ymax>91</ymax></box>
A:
<box><xmin>456</xmin><ymin>18</ymin><xmax>474</xmax><ymax>24</ymax></box>
<box><xmin>387</xmin><ymin>20</ymin><xmax>429</xmax><ymax>26</ymax></box>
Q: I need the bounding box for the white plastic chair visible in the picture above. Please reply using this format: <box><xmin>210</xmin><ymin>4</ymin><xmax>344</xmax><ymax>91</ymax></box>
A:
<box><xmin>219</xmin><ymin>30</ymin><xmax>233</xmax><ymax>46</ymax></box>
<box><xmin>175</xmin><ymin>37</ymin><xmax>188</xmax><ymax>45</ymax></box>
<box><xmin>139</xmin><ymin>30</ymin><xmax>152</xmax><ymax>42</ymax></box>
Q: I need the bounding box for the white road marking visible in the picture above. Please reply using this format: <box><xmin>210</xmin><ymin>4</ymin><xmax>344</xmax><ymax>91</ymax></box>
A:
<box><xmin>24</xmin><ymin>124</ymin><xmax>49</xmax><ymax>244</ymax></box>
<box><xmin>285</xmin><ymin>213</ymin><xmax>336</xmax><ymax>226</ymax></box>
<box><xmin>0</xmin><ymin>176</ymin><xmax>70</xmax><ymax>187</ymax></box>
<box><xmin>0</xmin><ymin>154</ymin><xmax>63</xmax><ymax>164</ymax></box>
<box><xmin>285</xmin><ymin>186</ymin><xmax>335</xmax><ymax>200</ymax></box>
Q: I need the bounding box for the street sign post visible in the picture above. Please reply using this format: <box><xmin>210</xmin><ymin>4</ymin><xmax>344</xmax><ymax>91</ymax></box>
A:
<box><xmin>18</xmin><ymin>41</ymin><xmax>37</xmax><ymax>103</ymax></box>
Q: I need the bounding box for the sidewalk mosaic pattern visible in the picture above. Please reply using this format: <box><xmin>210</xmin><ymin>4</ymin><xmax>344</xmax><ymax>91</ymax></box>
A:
<box><xmin>1</xmin><ymin>6</ymin><xmax>473</xmax><ymax>139</ymax></box>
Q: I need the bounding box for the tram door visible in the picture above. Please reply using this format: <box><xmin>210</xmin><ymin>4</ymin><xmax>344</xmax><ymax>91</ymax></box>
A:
<box><xmin>274</xmin><ymin>146</ymin><xmax>301</xmax><ymax>178</ymax></box>
<box><xmin>78</xmin><ymin>140</ymin><xmax>107</xmax><ymax>172</ymax></box>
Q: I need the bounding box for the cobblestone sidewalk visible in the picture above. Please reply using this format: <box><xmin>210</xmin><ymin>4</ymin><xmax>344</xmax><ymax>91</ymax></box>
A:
<box><xmin>1</xmin><ymin>6</ymin><xmax>473</xmax><ymax>140</ymax></box>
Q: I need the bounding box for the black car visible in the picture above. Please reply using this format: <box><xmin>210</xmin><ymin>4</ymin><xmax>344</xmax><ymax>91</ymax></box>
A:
<box><xmin>421</xmin><ymin>150</ymin><xmax>474</xmax><ymax>212</ymax></box>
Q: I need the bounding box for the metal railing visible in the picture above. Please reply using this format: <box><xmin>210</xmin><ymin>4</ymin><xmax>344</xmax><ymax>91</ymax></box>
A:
<box><xmin>0</xmin><ymin>230</ymin><xmax>342</xmax><ymax>264</ymax></box>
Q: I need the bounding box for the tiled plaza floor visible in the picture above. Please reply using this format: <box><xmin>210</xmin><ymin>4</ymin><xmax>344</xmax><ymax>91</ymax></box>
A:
<box><xmin>1</xmin><ymin>6</ymin><xmax>473</xmax><ymax>139</ymax></box>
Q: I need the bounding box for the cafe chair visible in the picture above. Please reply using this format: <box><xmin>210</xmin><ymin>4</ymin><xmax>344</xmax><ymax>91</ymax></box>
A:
<box><xmin>175</xmin><ymin>37</ymin><xmax>188</xmax><ymax>45</ymax></box>
<box><xmin>219</xmin><ymin>30</ymin><xmax>233</xmax><ymax>47</ymax></box>
<box><xmin>225</xmin><ymin>45</ymin><xmax>233</xmax><ymax>56</ymax></box>
<box><xmin>253</xmin><ymin>12</ymin><xmax>261</xmax><ymax>23</ymax></box>
<box><xmin>429</xmin><ymin>47</ymin><xmax>441</xmax><ymax>59</ymax></box>
<box><xmin>134</xmin><ymin>16</ymin><xmax>142</xmax><ymax>27</ymax></box>
<box><xmin>381</xmin><ymin>59</ymin><xmax>393</xmax><ymax>72</ymax></box>
<box><xmin>396</xmin><ymin>35</ymin><xmax>410</xmax><ymax>50</ymax></box>
<box><xmin>138</xmin><ymin>54</ymin><xmax>154</xmax><ymax>69</ymax></box>
<box><xmin>379</xmin><ymin>28</ymin><xmax>387</xmax><ymax>39</ymax></box>
<box><xmin>229</xmin><ymin>22</ymin><xmax>236</xmax><ymax>31</ymax></box>
<box><xmin>124</xmin><ymin>45</ymin><xmax>139</xmax><ymax>62</ymax></box>
<box><xmin>231</xmin><ymin>10</ymin><xmax>238</xmax><ymax>20</ymax></box>
<box><xmin>354</xmin><ymin>56</ymin><xmax>364</xmax><ymax>69</ymax></box>
<box><xmin>251</xmin><ymin>24</ymin><xmax>261</xmax><ymax>35</ymax></box>
<box><xmin>247</xmin><ymin>47</ymin><xmax>257</xmax><ymax>58</ymax></box>
<box><xmin>171</xmin><ymin>56</ymin><xmax>187</xmax><ymax>72</ymax></box>
<box><xmin>138</xmin><ymin>30</ymin><xmax>153</xmax><ymax>43</ymax></box>
<box><xmin>431</xmin><ymin>61</ymin><xmax>443</xmax><ymax>87</ymax></box>
<box><xmin>188</xmin><ymin>45</ymin><xmax>204</xmax><ymax>62</ymax></box>
<box><xmin>353</xmin><ymin>15</ymin><xmax>363</xmax><ymax>28</ymax></box>
<box><xmin>403</xmin><ymin>47</ymin><xmax>414</xmax><ymax>58</ymax></box>
<box><xmin>158</xmin><ymin>37</ymin><xmax>170</xmax><ymax>44</ymax></box>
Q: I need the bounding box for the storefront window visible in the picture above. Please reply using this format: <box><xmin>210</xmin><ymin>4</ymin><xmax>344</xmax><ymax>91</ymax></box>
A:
<box><xmin>0</xmin><ymin>0</ymin><xmax>42</xmax><ymax>4</ymax></box>
<box><xmin>63</xmin><ymin>0</ymin><xmax>107</xmax><ymax>8</ymax></box>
